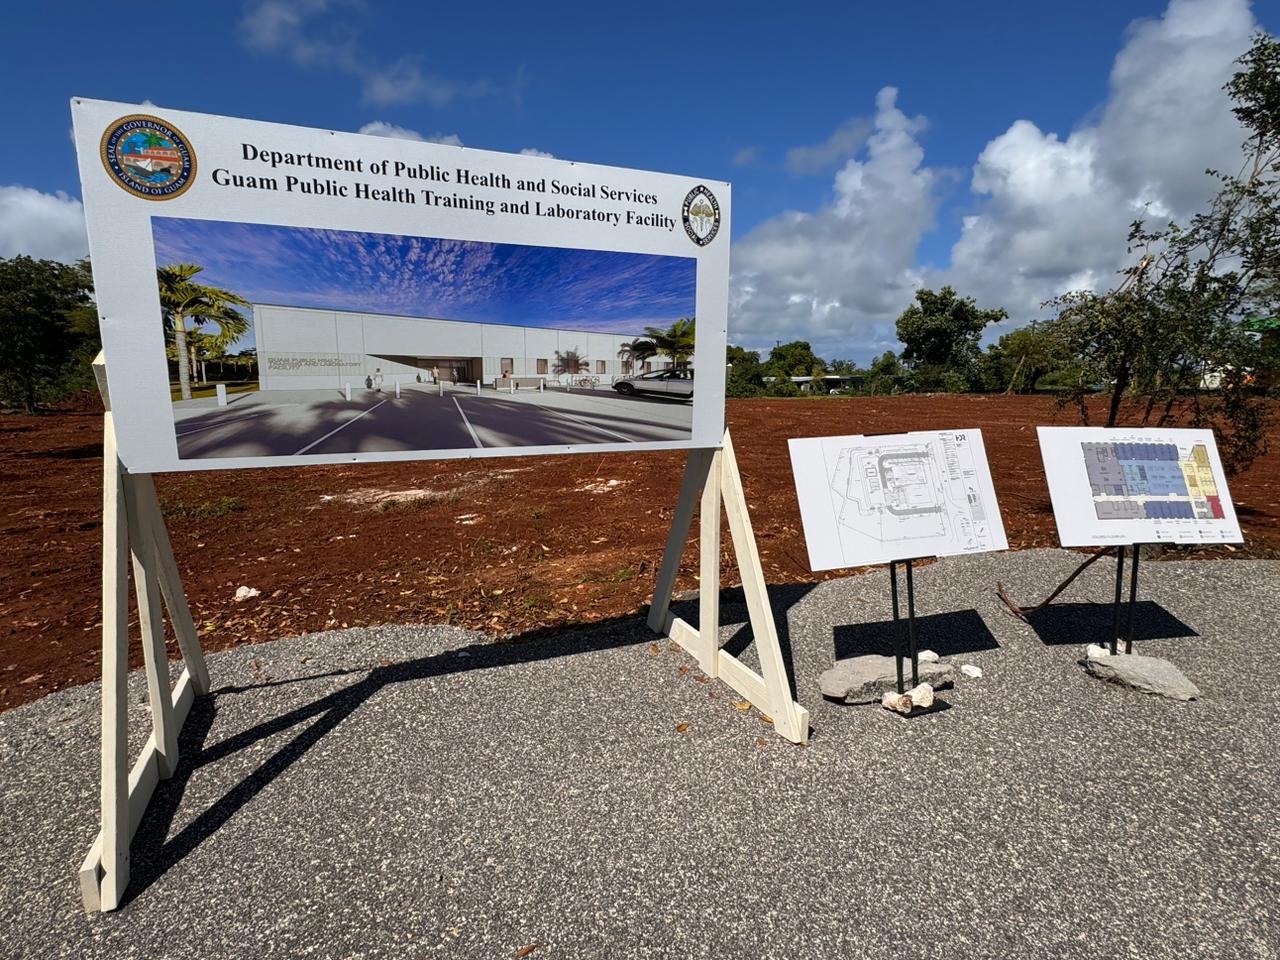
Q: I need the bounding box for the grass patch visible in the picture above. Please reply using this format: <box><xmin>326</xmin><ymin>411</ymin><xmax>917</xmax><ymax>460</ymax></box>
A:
<box><xmin>162</xmin><ymin>495</ymin><xmax>246</xmax><ymax>521</ymax></box>
<box><xmin>169</xmin><ymin>381</ymin><xmax>259</xmax><ymax>402</ymax></box>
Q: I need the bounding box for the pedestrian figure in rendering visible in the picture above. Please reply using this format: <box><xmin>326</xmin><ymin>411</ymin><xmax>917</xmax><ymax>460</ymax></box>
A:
<box><xmin>364</xmin><ymin>374</ymin><xmax>373</xmax><ymax>390</ymax></box>
<box><xmin>374</xmin><ymin>368</ymin><xmax>384</xmax><ymax>392</ymax></box>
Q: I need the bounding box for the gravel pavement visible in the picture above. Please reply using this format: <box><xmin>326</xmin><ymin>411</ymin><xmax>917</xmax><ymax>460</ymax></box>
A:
<box><xmin>1</xmin><ymin>548</ymin><xmax>1277</xmax><ymax>959</ymax></box>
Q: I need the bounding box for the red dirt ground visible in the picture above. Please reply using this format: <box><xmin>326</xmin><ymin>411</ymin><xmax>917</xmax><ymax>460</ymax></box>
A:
<box><xmin>3</xmin><ymin>394</ymin><xmax>1278</xmax><ymax>711</ymax></box>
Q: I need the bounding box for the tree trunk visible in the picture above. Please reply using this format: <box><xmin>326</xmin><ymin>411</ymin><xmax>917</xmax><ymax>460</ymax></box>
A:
<box><xmin>173</xmin><ymin>315</ymin><xmax>192</xmax><ymax>401</ymax></box>
<box><xmin>1106</xmin><ymin>359</ymin><xmax>1130</xmax><ymax>427</ymax></box>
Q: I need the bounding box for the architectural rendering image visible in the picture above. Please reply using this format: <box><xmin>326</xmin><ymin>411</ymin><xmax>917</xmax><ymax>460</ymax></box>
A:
<box><xmin>153</xmin><ymin>217</ymin><xmax>698</xmax><ymax>458</ymax></box>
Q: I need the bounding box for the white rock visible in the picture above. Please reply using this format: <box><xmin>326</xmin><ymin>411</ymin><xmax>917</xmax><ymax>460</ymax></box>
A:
<box><xmin>918</xmin><ymin>650</ymin><xmax>941</xmax><ymax>663</ymax></box>
<box><xmin>234</xmin><ymin>586</ymin><xmax>261</xmax><ymax>602</ymax></box>
<box><xmin>960</xmin><ymin>664</ymin><xmax>983</xmax><ymax>679</ymax></box>
<box><xmin>1085</xmin><ymin>644</ymin><xmax>1111</xmax><ymax>660</ymax></box>
<box><xmin>908</xmin><ymin>682</ymin><xmax>934</xmax><ymax>708</ymax></box>
<box><xmin>880</xmin><ymin>691</ymin><xmax>913</xmax><ymax>715</ymax></box>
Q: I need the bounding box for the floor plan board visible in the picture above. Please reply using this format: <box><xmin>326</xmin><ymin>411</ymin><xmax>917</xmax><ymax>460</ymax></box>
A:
<box><xmin>1038</xmin><ymin>427</ymin><xmax>1242</xmax><ymax>546</ymax></box>
<box><xmin>788</xmin><ymin>430</ymin><xmax>1007</xmax><ymax>571</ymax></box>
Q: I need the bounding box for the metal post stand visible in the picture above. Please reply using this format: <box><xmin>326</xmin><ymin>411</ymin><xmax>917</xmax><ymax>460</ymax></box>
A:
<box><xmin>889</xmin><ymin>559</ymin><xmax>920</xmax><ymax>694</ymax></box>
<box><xmin>1110</xmin><ymin>544</ymin><xmax>1141</xmax><ymax>655</ymax></box>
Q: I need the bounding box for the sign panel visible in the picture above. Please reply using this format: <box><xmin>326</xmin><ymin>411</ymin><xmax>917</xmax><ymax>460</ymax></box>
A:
<box><xmin>788</xmin><ymin>430</ymin><xmax>1007</xmax><ymax>571</ymax></box>
<box><xmin>1037</xmin><ymin>426</ymin><xmax>1242</xmax><ymax>546</ymax></box>
<box><xmin>71</xmin><ymin>99</ymin><xmax>730</xmax><ymax>472</ymax></box>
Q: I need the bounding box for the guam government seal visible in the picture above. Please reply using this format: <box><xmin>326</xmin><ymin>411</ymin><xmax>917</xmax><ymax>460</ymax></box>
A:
<box><xmin>99</xmin><ymin>115</ymin><xmax>196</xmax><ymax>200</ymax></box>
<box><xmin>681</xmin><ymin>185</ymin><xmax>720</xmax><ymax>247</ymax></box>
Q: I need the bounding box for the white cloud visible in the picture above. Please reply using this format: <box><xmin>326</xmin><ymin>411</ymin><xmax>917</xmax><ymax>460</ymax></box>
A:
<box><xmin>731</xmin><ymin>146</ymin><xmax>760</xmax><ymax>167</ymax></box>
<box><xmin>240</xmin><ymin>0</ymin><xmax>499</xmax><ymax>108</ymax></box>
<box><xmin>730</xmin><ymin>0</ymin><xmax>1259</xmax><ymax>361</ymax></box>
<box><xmin>940</xmin><ymin>0</ymin><xmax>1257</xmax><ymax>328</ymax></box>
<box><xmin>731</xmin><ymin>87</ymin><xmax>937</xmax><ymax>356</ymax></box>
<box><xmin>519</xmin><ymin>147</ymin><xmax>554</xmax><ymax>159</ymax></box>
<box><xmin>0</xmin><ymin>185</ymin><xmax>87</xmax><ymax>263</ymax></box>
<box><xmin>358</xmin><ymin>122</ymin><xmax>463</xmax><ymax>146</ymax></box>
<box><xmin>785</xmin><ymin>116</ymin><xmax>873</xmax><ymax>174</ymax></box>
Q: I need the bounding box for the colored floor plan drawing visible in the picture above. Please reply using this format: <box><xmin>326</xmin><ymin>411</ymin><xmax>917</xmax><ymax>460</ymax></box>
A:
<box><xmin>1083</xmin><ymin>442</ymin><xmax>1225</xmax><ymax>521</ymax></box>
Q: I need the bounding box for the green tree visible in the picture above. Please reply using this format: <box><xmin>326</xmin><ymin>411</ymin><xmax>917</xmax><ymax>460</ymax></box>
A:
<box><xmin>642</xmin><ymin>317</ymin><xmax>696</xmax><ymax>368</ymax></box>
<box><xmin>726</xmin><ymin>344</ymin><xmax>765</xmax><ymax>397</ymax></box>
<box><xmin>157</xmin><ymin>264</ymin><xmax>249</xmax><ymax>401</ymax></box>
<box><xmin>895</xmin><ymin>286</ymin><xmax>1007</xmax><ymax>391</ymax></box>
<box><xmin>981</xmin><ymin>322</ymin><xmax>1072</xmax><ymax>393</ymax></box>
<box><xmin>0</xmin><ymin>256</ymin><xmax>98</xmax><ymax>412</ymax></box>
<box><xmin>1044</xmin><ymin>32</ymin><xmax>1280</xmax><ymax>470</ymax></box>
<box><xmin>764</xmin><ymin>340</ymin><xmax>826</xmax><ymax>378</ymax></box>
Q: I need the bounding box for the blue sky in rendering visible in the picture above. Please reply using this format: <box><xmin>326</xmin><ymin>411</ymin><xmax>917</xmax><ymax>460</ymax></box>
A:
<box><xmin>1</xmin><ymin>0</ymin><xmax>1273</xmax><ymax>361</ymax></box>
<box><xmin>152</xmin><ymin>217</ymin><xmax>695</xmax><ymax>350</ymax></box>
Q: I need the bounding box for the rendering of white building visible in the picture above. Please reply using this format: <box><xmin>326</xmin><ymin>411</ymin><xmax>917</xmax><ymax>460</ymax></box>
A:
<box><xmin>253</xmin><ymin>303</ymin><xmax>667</xmax><ymax>390</ymax></box>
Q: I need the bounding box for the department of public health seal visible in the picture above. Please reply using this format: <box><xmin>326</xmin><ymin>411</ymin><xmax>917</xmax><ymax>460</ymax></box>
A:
<box><xmin>681</xmin><ymin>185</ymin><xmax>720</xmax><ymax>247</ymax></box>
<box><xmin>99</xmin><ymin>115</ymin><xmax>196</xmax><ymax>200</ymax></box>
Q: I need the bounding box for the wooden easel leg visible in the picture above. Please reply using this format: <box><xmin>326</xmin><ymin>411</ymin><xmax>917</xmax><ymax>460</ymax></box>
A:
<box><xmin>98</xmin><ymin>416</ymin><xmax>130</xmax><ymax>911</ymax></box>
<box><xmin>697</xmin><ymin>448</ymin><xmax>722</xmax><ymax>677</ymax></box>
<box><xmin>647</xmin><ymin>448</ymin><xmax>714</xmax><ymax>633</ymax></box>
<box><xmin>135</xmin><ymin>476</ymin><xmax>210</xmax><ymax>694</ymax></box>
<box><xmin>123</xmin><ymin>473</ymin><xmax>178</xmax><ymax>778</ymax></box>
<box><xmin>719</xmin><ymin>432</ymin><xmax>809</xmax><ymax>743</ymax></box>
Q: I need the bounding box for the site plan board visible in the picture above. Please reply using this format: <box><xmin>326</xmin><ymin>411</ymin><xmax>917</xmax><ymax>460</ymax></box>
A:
<box><xmin>1038</xmin><ymin>426</ymin><xmax>1243</xmax><ymax>546</ymax></box>
<box><xmin>788</xmin><ymin>429</ymin><xmax>1008</xmax><ymax>571</ymax></box>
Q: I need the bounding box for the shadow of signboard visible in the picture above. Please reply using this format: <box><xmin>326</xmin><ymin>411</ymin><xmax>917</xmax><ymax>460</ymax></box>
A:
<box><xmin>1024</xmin><ymin>601</ymin><xmax>1198</xmax><ymax>646</ymax></box>
<box><xmin>832</xmin><ymin>609</ymin><xmax>1000</xmax><ymax>661</ymax></box>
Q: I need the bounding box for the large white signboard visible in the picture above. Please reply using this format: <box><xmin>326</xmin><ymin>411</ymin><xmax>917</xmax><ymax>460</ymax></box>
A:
<box><xmin>1037</xmin><ymin>426</ymin><xmax>1243</xmax><ymax>546</ymax></box>
<box><xmin>788</xmin><ymin>430</ymin><xmax>1008</xmax><ymax>570</ymax></box>
<box><xmin>71</xmin><ymin>99</ymin><xmax>730</xmax><ymax>472</ymax></box>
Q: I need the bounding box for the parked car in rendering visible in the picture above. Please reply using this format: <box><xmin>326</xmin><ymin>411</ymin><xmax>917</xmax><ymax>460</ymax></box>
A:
<box><xmin>612</xmin><ymin>368</ymin><xmax>694</xmax><ymax>399</ymax></box>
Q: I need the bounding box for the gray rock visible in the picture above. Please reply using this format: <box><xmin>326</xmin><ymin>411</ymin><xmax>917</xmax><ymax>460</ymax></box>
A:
<box><xmin>1084</xmin><ymin>654</ymin><xmax>1200</xmax><ymax>701</ymax></box>
<box><xmin>820</xmin><ymin>654</ymin><xmax>955</xmax><ymax>704</ymax></box>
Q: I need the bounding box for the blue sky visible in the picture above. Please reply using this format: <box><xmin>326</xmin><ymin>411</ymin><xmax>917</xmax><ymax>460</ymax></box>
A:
<box><xmin>152</xmin><ymin>217</ymin><xmax>695</xmax><ymax>349</ymax></box>
<box><xmin>0</xmin><ymin>0</ymin><xmax>1272</xmax><ymax>362</ymax></box>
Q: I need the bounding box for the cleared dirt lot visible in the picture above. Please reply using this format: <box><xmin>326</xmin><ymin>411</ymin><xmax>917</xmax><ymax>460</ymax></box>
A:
<box><xmin>4</xmin><ymin>394</ymin><xmax>1278</xmax><ymax>711</ymax></box>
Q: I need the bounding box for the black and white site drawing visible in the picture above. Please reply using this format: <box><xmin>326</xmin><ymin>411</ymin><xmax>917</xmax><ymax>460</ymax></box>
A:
<box><xmin>788</xmin><ymin>430</ymin><xmax>1008</xmax><ymax>570</ymax></box>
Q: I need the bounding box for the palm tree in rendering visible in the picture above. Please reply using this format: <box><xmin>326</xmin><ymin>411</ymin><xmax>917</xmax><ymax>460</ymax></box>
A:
<box><xmin>642</xmin><ymin>317</ymin><xmax>695</xmax><ymax>369</ymax></box>
<box><xmin>619</xmin><ymin>338</ymin><xmax>657</xmax><ymax>374</ymax></box>
<box><xmin>157</xmin><ymin>264</ymin><xmax>250</xmax><ymax>400</ymax></box>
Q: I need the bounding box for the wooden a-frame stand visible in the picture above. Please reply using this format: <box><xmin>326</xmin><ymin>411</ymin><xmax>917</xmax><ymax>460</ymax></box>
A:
<box><xmin>646</xmin><ymin>431</ymin><xmax>810</xmax><ymax>745</ymax></box>
<box><xmin>80</xmin><ymin>355</ymin><xmax>805</xmax><ymax>912</ymax></box>
<box><xmin>79</xmin><ymin>359</ymin><xmax>211</xmax><ymax>913</ymax></box>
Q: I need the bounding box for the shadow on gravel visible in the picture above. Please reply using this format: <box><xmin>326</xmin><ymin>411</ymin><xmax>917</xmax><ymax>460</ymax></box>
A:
<box><xmin>124</xmin><ymin>607</ymin><xmax>764</xmax><ymax>906</ymax></box>
<box><xmin>1024</xmin><ymin>601</ymin><xmax>1198</xmax><ymax>646</ymax></box>
<box><xmin>668</xmin><ymin>581</ymin><xmax>818</xmax><ymax>703</ymax></box>
<box><xmin>832</xmin><ymin>609</ymin><xmax>1000</xmax><ymax>660</ymax></box>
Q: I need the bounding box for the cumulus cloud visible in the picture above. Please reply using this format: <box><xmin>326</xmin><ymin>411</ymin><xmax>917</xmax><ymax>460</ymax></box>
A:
<box><xmin>731</xmin><ymin>0</ymin><xmax>1259</xmax><ymax>360</ymax></box>
<box><xmin>0</xmin><ymin>185</ymin><xmax>87</xmax><ymax>263</ymax></box>
<box><xmin>731</xmin><ymin>146</ymin><xmax>760</xmax><ymax>167</ymax></box>
<box><xmin>940</xmin><ymin>0</ymin><xmax>1256</xmax><ymax>327</ymax></box>
<box><xmin>358</xmin><ymin>122</ymin><xmax>463</xmax><ymax>146</ymax></box>
<box><xmin>784</xmin><ymin>117</ymin><xmax>873</xmax><ymax>174</ymax></box>
<box><xmin>240</xmin><ymin>0</ymin><xmax>502</xmax><ymax>107</ymax></box>
<box><xmin>519</xmin><ymin>147</ymin><xmax>554</xmax><ymax>159</ymax></box>
<box><xmin>732</xmin><ymin>87</ymin><xmax>937</xmax><ymax>356</ymax></box>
